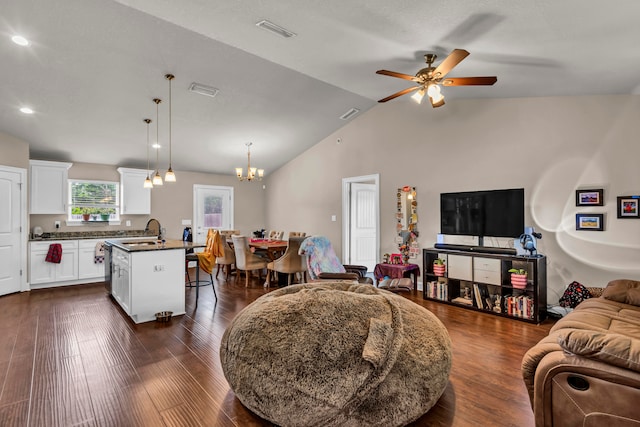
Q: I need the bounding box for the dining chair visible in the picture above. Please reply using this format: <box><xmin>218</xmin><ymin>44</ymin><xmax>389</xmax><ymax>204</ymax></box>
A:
<box><xmin>266</xmin><ymin>236</ymin><xmax>307</xmax><ymax>287</ymax></box>
<box><xmin>267</xmin><ymin>230</ymin><xmax>284</xmax><ymax>240</ymax></box>
<box><xmin>232</xmin><ymin>235</ymin><xmax>269</xmax><ymax>287</ymax></box>
<box><xmin>215</xmin><ymin>234</ymin><xmax>236</xmax><ymax>279</ymax></box>
<box><xmin>288</xmin><ymin>231</ymin><xmax>307</xmax><ymax>238</ymax></box>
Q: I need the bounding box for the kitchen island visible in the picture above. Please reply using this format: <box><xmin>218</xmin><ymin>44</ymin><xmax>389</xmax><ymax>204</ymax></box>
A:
<box><xmin>105</xmin><ymin>239</ymin><xmax>202</xmax><ymax>323</ymax></box>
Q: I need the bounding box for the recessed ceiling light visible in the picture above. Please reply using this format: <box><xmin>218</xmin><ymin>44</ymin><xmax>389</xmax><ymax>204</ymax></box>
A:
<box><xmin>152</xmin><ymin>143</ymin><xmax>161</xmax><ymax>149</ymax></box>
<box><xmin>256</xmin><ymin>20</ymin><xmax>296</xmax><ymax>38</ymax></box>
<box><xmin>19</xmin><ymin>107</ymin><xmax>34</xmax><ymax>114</ymax></box>
<box><xmin>189</xmin><ymin>82</ymin><xmax>219</xmax><ymax>98</ymax></box>
<box><xmin>12</xmin><ymin>35</ymin><xmax>29</xmax><ymax>46</ymax></box>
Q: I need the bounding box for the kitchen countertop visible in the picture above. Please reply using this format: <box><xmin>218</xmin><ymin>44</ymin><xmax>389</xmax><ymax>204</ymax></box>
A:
<box><xmin>106</xmin><ymin>239</ymin><xmax>204</xmax><ymax>253</ymax></box>
<box><xmin>30</xmin><ymin>230</ymin><xmax>156</xmax><ymax>241</ymax></box>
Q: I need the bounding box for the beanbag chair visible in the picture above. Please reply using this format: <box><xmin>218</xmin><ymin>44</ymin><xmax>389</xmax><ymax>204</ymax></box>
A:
<box><xmin>220</xmin><ymin>282</ymin><xmax>452</xmax><ymax>426</ymax></box>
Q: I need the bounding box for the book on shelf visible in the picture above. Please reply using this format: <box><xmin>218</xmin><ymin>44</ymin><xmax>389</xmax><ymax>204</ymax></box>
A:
<box><xmin>504</xmin><ymin>294</ymin><xmax>534</xmax><ymax>319</ymax></box>
<box><xmin>472</xmin><ymin>283</ymin><xmax>493</xmax><ymax>310</ymax></box>
<box><xmin>426</xmin><ymin>281</ymin><xmax>448</xmax><ymax>301</ymax></box>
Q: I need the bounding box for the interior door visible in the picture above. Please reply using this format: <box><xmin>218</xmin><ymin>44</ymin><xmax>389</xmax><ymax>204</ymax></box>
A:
<box><xmin>0</xmin><ymin>168</ymin><xmax>25</xmax><ymax>296</ymax></box>
<box><xmin>342</xmin><ymin>174</ymin><xmax>379</xmax><ymax>272</ymax></box>
<box><xmin>193</xmin><ymin>185</ymin><xmax>234</xmax><ymax>244</ymax></box>
<box><xmin>349</xmin><ymin>183</ymin><xmax>377</xmax><ymax>271</ymax></box>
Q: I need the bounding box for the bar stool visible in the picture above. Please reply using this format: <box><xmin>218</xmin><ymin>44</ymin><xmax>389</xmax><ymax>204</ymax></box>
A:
<box><xmin>186</xmin><ymin>229</ymin><xmax>219</xmax><ymax>306</ymax></box>
<box><xmin>185</xmin><ymin>253</ymin><xmax>216</xmax><ymax>306</ymax></box>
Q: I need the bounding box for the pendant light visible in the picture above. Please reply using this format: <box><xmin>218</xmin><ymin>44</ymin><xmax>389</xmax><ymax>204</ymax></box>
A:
<box><xmin>143</xmin><ymin>118</ymin><xmax>153</xmax><ymax>188</ymax></box>
<box><xmin>152</xmin><ymin>98</ymin><xmax>163</xmax><ymax>186</ymax></box>
<box><xmin>164</xmin><ymin>74</ymin><xmax>176</xmax><ymax>182</ymax></box>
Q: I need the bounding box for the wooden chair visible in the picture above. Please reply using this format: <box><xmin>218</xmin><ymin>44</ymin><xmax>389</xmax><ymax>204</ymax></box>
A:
<box><xmin>232</xmin><ymin>235</ymin><xmax>269</xmax><ymax>287</ymax></box>
<box><xmin>288</xmin><ymin>231</ymin><xmax>307</xmax><ymax>238</ymax></box>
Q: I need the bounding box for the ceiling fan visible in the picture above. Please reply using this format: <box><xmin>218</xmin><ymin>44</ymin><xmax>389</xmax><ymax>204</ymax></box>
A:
<box><xmin>376</xmin><ymin>49</ymin><xmax>497</xmax><ymax>108</ymax></box>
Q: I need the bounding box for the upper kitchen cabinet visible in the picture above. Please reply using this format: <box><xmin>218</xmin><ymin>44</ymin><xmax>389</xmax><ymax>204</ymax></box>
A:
<box><xmin>117</xmin><ymin>168</ymin><xmax>151</xmax><ymax>215</ymax></box>
<box><xmin>29</xmin><ymin>160</ymin><xmax>72</xmax><ymax>214</ymax></box>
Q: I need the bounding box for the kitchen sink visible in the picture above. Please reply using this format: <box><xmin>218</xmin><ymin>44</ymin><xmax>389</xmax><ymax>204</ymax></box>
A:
<box><xmin>123</xmin><ymin>241</ymin><xmax>158</xmax><ymax>247</ymax></box>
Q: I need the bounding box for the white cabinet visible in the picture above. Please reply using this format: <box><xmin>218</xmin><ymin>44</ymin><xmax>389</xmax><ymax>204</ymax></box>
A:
<box><xmin>29</xmin><ymin>240</ymin><xmax>79</xmax><ymax>285</ymax></box>
<box><xmin>78</xmin><ymin>239</ymin><xmax>106</xmax><ymax>281</ymax></box>
<box><xmin>29</xmin><ymin>160</ymin><xmax>72</xmax><ymax>214</ymax></box>
<box><xmin>473</xmin><ymin>257</ymin><xmax>501</xmax><ymax>286</ymax></box>
<box><xmin>111</xmin><ymin>248</ymin><xmax>131</xmax><ymax>314</ymax></box>
<box><xmin>117</xmin><ymin>167</ymin><xmax>151</xmax><ymax>215</ymax></box>
<box><xmin>447</xmin><ymin>254</ymin><xmax>473</xmax><ymax>281</ymax></box>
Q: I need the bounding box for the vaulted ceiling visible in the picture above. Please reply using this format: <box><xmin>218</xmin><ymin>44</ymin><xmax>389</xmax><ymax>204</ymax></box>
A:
<box><xmin>2</xmin><ymin>0</ymin><xmax>639</xmax><ymax>175</ymax></box>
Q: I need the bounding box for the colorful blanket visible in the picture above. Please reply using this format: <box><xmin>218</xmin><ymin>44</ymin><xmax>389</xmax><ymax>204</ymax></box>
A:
<box><xmin>298</xmin><ymin>236</ymin><xmax>346</xmax><ymax>280</ymax></box>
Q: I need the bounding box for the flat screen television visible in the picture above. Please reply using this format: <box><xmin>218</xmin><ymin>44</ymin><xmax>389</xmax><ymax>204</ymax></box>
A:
<box><xmin>440</xmin><ymin>188</ymin><xmax>524</xmax><ymax>239</ymax></box>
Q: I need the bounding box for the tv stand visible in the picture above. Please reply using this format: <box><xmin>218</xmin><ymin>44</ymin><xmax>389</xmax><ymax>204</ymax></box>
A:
<box><xmin>423</xmin><ymin>248</ymin><xmax>546</xmax><ymax>323</ymax></box>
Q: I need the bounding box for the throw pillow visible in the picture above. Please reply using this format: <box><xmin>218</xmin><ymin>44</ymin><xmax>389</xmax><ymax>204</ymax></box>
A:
<box><xmin>602</xmin><ymin>279</ymin><xmax>640</xmax><ymax>306</ymax></box>
<box><xmin>559</xmin><ymin>281</ymin><xmax>591</xmax><ymax>308</ymax></box>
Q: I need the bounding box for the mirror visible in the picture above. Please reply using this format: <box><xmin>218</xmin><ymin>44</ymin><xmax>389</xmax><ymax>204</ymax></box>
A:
<box><xmin>396</xmin><ymin>186</ymin><xmax>419</xmax><ymax>259</ymax></box>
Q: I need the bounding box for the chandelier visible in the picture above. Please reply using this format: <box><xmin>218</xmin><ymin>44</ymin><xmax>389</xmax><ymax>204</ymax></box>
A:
<box><xmin>235</xmin><ymin>142</ymin><xmax>264</xmax><ymax>181</ymax></box>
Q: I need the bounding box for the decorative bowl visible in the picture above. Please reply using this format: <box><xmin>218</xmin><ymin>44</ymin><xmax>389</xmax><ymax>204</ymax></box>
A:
<box><xmin>155</xmin><ymin>311</ymin><xmax>173</xmax><ymax>322</ymax></box>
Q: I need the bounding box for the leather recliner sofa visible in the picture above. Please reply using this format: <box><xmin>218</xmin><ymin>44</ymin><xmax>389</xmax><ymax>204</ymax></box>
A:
<box><xmin>522</xmin><ymin>279</ymin><xmax>640</xmax><ymax>426</ymax></box>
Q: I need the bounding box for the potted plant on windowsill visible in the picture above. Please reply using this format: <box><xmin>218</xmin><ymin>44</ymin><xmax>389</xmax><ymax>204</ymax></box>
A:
<box><xmin>433</xmin><ymin>258</ymin><xmax>446</xmax><ymax>276</ymax></box>
<box><xmin>508</xmin><ymin>268</ymin><xmax>528</xmax><ymax>289</ymax></box>
<box><xmin>80</xmin><ymin>207</ymin><xmax>92</xmax><ymax>221</ymax></box>
<box><xmin>98</xmin><ymin>208</ymin><xmax>112</xmax><ymax>221</ymax></box>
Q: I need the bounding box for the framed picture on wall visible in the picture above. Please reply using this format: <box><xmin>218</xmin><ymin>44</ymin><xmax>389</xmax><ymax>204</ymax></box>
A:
<box><xmin>617</xmin><ymin>196</ymin><xmax>640</xmax><ymax>218</ymax></box>
<box><xmin>575</xmin><ymin>189</ymin><xmax>604</xmax><ymax>206</ymax></box>
<box><xmin>575</xmin><ymin>213</ymin><xmax>604</xmax><ymax>231</ymax></box>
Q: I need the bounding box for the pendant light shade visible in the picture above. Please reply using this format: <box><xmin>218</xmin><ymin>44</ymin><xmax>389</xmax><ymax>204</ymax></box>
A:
<box><xmin>164</xmin><ymin>74</ymin><xmax>176</xmax><ymax>182</ymax></box>
<box><xmin>143</xmin><ymin>118</ymin><xmax>153</xmax><ymax>188</ymax></box>
<box><xmin>152</xmin><ymin>98</ymin><xmax>163</xmax><ymax>186</ymax></box>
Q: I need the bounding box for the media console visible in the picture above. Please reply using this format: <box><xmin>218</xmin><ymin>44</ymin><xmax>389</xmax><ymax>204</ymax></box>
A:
<box><xmin>423</xmin><ymin>248</ymin><xmax>546</xmax><ymax>323</ymax></box>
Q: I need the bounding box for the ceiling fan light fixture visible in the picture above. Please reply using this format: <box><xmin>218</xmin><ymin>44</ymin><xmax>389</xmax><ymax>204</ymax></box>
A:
<box><xmin>427</xmin><ymin>83</ymin><xmax>441</xmax><ymax>98</ymax></box>
<box><xmin>430</xmin><ymin>94</ymin><xmax>445</xmax><ymax>108</ymax></box>
<box><xmin>256</xmin><ymin>20</ymin><xmax>296</xmax><ymax>38</ymax></box>
<box><xmin>411</xmin><ymin>89</ymin><xmax>425</xmax><ymax>104</ymax></box>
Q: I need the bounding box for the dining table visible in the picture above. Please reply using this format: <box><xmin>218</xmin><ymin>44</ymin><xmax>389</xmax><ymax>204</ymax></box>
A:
<box><xmin>248</xmin><ymin>238</ymin><xmax>288</xmax><ymax>261</ymax></box>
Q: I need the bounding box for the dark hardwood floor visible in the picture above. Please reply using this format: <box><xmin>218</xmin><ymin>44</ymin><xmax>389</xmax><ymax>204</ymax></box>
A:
<box><xmin>0</xmin><ymin>271</ymin><xmax>555</xmax><ymax>426</ymax></box>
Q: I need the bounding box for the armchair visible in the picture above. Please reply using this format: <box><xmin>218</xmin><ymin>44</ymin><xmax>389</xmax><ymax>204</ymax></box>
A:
<box><xmin>298</xmin><ymin>236</ymin><xmax>373</xmax><ymax>284</ymax></box>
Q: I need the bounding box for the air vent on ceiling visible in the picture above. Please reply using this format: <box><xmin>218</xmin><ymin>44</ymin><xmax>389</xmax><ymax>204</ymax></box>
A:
<box><xmin>339</xmin><ymin>108</ymin><xmax>360</xmax><ymax>120</ymax></box>
<box><xmin>189</xmin><ymin>82</ymin><xmax>219</xmax><ymax>98</ymax></box>
<box><xmin>256</xmin><ymin>20</ymin><xmax>296</xmax><ymax>38</ymax></box>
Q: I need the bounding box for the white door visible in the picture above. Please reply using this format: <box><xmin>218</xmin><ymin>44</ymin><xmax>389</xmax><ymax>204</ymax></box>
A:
<box><xmin>350</xmin><ymin>183</ymin><xmax>377</xmax><ymax>270</ymax></box>
<box><xmin>342</xmin><ymin>175</ymin><xmax>379</xmax><ymax>272</ymax></box>
<box><xmin>0</xmin><ymin>168</ymin><xmax>25</xmax><ymax>296</ymax></box>
<box><xmin>193</xmin><ymin>185</ymin><xmax>234</xmax><ymax>243</ymax></box>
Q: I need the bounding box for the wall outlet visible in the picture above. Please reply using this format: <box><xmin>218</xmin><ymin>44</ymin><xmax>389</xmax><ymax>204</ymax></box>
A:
<box><xmin>331</xmin><ymin>215</ymin><xmax>337</xmax><ymax>222</ymax></box>
<box><xmin>54</xmin><ymin>221</ymin><xmax>61</xmax><ymax>229</ymax></box>
<box><xmin>125</xmin><ymin>220</ymin><xmax>131</xmax><ymax>227</ymax></box>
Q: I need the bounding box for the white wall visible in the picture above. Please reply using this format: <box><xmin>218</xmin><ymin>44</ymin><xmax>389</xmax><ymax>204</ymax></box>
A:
<box><xmin>264</xmin><ymin>94</ymin><xmax>640</xmax><ymax>303</ymax></box>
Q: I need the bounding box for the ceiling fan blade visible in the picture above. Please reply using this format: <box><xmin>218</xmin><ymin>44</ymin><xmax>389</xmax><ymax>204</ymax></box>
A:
<box><xmin>441</xmin><ymin>76</ymin><xmax>497</xmax><ymax>86</ymax></box>
<box><xmin>432</xmin><ymin>49</ymin><xmax>469</xmax><ymax>79</ymax></box>
<box><xmin>378</xmin><ymin>86</ymin><xmax>420</xmax><ymax>103</ymax></box>
<box><xmin>376</xmin><ymin>70</ymin><xmax>419</xmax><ymax>82</ymax></box>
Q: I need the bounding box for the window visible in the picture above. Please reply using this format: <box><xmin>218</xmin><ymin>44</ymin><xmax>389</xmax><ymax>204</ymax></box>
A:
<box><xmin>68</xmin><ymin>179</ymin><xmax>120</xmax><ymax>221</ymax></box>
